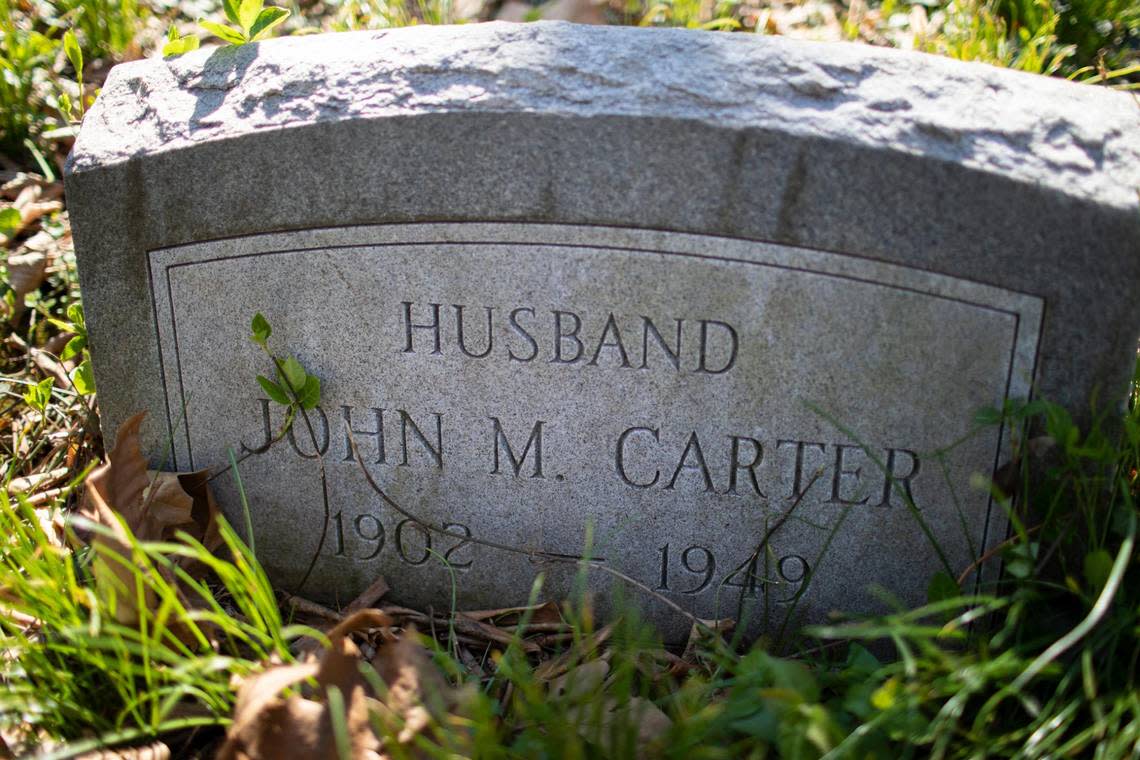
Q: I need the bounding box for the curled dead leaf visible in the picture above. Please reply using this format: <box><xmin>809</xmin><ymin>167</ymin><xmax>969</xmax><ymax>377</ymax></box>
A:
<box><xmin>6</xmin><ymin>251</ymin><xmax>46</xmax><ymax>297</ymax></box>
<box><xmin>80</xmin><ymin>412</ymin><xmax>221</xmax><ymax>559</ymax></box>
<box><xmin>80</xmin><ymin>413</ymin><xmax>150</xmax><ymax>533</ymax></box>
<box><xmin>74</xmin><ymin>741</ymin><xmax>171</xmax><ymax>759</ymax></box>
<box><xmin>218</xmin><ymin>610</ymin><xmax>390</xmax><ymax>760</ymax></box>
<box><xmin>548</xmin><ymin>660</ymin><xmax>672</xmax><ymax>758</ymax></box>
<box><xmin>550</xmin><ymin>659</ymin><xmax>610</xmax><ymax>700</ymax></box>
<box><xmin>78</xmin><ymin>412</ymin><xmax>221</xmax><ymax>638</ymax></box>
<box><xmin>681</xmin><ymin>618</ymin><xmax>735</xmax><ymax>665</ymax></box>
<box><xmin>143</xmin><ymin>470</ymin><xmax>224</xmax><ymax>562</ymax></box>
<box><xmin>370</xmin><ymin>625</ymin><xmax>456</xmax><ymax>747</ymax></box>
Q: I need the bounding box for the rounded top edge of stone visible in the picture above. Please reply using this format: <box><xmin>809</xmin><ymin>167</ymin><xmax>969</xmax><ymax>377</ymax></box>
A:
<box><xmin>66</xmin><ymin>21</ymin><xmax>1140</xmax><ymax>210</ymax></box>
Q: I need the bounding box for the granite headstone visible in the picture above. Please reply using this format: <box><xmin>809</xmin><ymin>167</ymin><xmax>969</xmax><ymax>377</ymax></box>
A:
<box><xmin>65</xmin><ymin>22</ymin><xmax>1140</xmax><ymax>639</ymax></box>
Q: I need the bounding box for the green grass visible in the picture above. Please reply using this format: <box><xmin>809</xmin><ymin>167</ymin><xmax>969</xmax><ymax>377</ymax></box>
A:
<box><xmin>0</xmin><ymin>493</ymin><xmax>306</xmax><ymax>754</ymax></box>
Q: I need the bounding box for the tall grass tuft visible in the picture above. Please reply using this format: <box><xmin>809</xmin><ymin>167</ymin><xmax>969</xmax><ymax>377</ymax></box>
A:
<box><xmin>0</xmin><ymin>491</ymin><xmax>306</xmax><ymax>753</ymax></box>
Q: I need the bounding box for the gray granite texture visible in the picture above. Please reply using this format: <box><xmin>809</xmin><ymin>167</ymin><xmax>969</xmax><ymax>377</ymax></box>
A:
<box><xmin>65</xmin><ymin>22</ymin><xmax>1140</xmax><ymax>639</ymax></box>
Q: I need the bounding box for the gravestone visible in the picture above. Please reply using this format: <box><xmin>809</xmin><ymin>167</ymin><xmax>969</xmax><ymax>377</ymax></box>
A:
<box><xmin>65</xmin><ymin>22</ymin><xmax>1140</xmax><ymax>640</ymax></box>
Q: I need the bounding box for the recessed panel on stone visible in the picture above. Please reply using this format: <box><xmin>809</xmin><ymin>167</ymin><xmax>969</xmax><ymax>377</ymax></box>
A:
<box><xmin>147</xmin><ymin>223</ymin><xmax>1041</xmax><ymax>631</ymax></box>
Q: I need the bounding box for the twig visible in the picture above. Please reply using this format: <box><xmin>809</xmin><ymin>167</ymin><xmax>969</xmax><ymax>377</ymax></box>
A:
<box><xmin>956</xmin><ymin>523</ymin><xmax>1043</xmax><ymax>587</ymax></box>
<box><xmin>343</xmin><ymin>576</ymin><xmax>391</xmax><ymax>614</ymax></box>
<box><xmin>28</xmin><ymin>347</ymin><xmax>70</xmax><ymax>388</ymax></box>
<box><xmin>8</xmin><ymin>466</ymin><xmax>68</xmax><ymax>493</ymax></box>
<box><xmin>501</xmin><ymin>622</ymin><xmax>569</xmax><ymax>634</ymax></box>
<box><xmin>25</xmin><ymin>486</ymin><xmax>68</xmax><ymax>506</ymax></box>
<box><xmin>283</xmin><ymin>594</ymin><xmax>343</xmax><ymax>623</ymax></box>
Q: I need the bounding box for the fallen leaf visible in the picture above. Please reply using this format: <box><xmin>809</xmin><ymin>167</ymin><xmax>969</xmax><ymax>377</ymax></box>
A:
<box><xmin>6</xmin><ymin>251</ymin><xmax>46</xmax><ymax>297</ymax></box>
<box><xmin>548</xmin><ymin>660</ymin><xmax>672</xmax><ymax>757</ymax></box>
<box><xmin>550</xmin><ymin>659</ymin><xmax>610</xmax><ymax>700</ymax></box>
<box><xmin>79</xmin><ymin>413</ymin><xmax>156</xmax><ymax>626</ymax></box>
<box><xmin>681</xmin><ymin>618</ymin><xmax>735</xmax><ymax>665</ymax></box>
<box><xmin>80</xmin><ymin>412</ymin><xmax>150</xmax><ymax>535</ymax></box>
<box><xmin>78</xmin><ymin>412</ymin><xmax>220</xmax><ymax>637</ymax></box>
<box><xmin>81</xmin><ymin>413</ymin><xmax>221</xmax><ymax>556</ymax></box>
<box><xmin>74</xmin><ymin>741</ymin><xmax>171</xmax><ymax>759</ymax></box>
<box><xmin>218</xmin><ymin>610</ymin><xmax>389</xmax><ymax>760</ymax></box>
<box><xmin>143</xmin><ymin>469</ymin><xmax>224</xmax><ymax>568</ymax></box>
<box><xmin>371</xmin><ymin>625</ymin><xmax>455</xmax><ymax>747</ymax></box>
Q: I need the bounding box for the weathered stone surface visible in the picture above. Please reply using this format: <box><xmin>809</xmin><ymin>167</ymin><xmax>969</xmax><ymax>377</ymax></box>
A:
<box><xmin>66</xmin><ymin>22</ymin><xmax>1140</xmax><ymax>639</ymax></box>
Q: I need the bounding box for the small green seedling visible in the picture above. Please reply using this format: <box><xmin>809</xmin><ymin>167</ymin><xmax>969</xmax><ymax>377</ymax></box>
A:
<box><xmin>200</xmin><ymin>0</ymin><xmax>291</xmax><ymax>46</ymax></box>
<box><xmin>22</xmin><ymin>377</ymin><xmax>53</xmax><ymax>413</ymax></box>
<box><xmin>59</xmin><ymin>30</ymin><xmax>85</xmax><ymax>123</ymax></box>
<box><xmin>48</xmin><ymin>303</ymin><xmax>95</xmax><ymax>395</ymax></box>
<box><xmin>162</xmin><ymin>25</ymin><xmax>200</xmax><ymax>57</ymax></box>
<box><xmin>250</xmin><ymin>312</ymin><xmax>320</xmax><ymax>432</ymax></box>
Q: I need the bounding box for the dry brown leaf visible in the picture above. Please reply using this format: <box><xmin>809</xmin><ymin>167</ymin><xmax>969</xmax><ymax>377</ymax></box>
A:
<box><xmin>550</xmin><ymin>659</ymin><xmax>610</xmax><ymax>700</ymax></box>
<box><xmin>681</xmin><ymin>618</ymin><xmax>735</xmax><ymax>665</ymax></box>
<box><xmin>80</xmin><ymin>413</ymin><xmax>161</xmax><ymax>627</ymax></box>
<box><xmin>78</xmin><ymin>413</ymin><xmax>220</xmax><ymax>638</ymax></box>
<box><xmin>549</xmin><ymin>660</ymin><xmax>672</xmax><ymax>757</ymax></box>
<box><xmin>371</xmin><ymin>625</ymin><xmax>454</xmax><ymax>747</ymax></box>
<box><xmin>74</xmin><ymin>741</ymin><xmax>171</xmax><ymax>759</ymax></box>
<box><xmin>216</xmin><ymin>662</ymin><xmax>321</xmax><ymax>760</ymax></box>
<box><xmin>81</xmin><ymin>412</ymin><xmax>151</xmax><ymax>532</ymax></box>
<box><xmin>6</xmin><ymin>251</ymin><xmax>46</xmax><ymax>297</ymax></box>
<box><xmin>218</xmin><ymin>610</ymin><xmax>389</xmax><ymax>760</ymax></box>
<box><xmin>142</xmin><ymin>469</ymin><xmax>224</xmax><ymax>568</ymax></box>
<box><xmin>81</xmin><ymin>412</ymin><xmax>222</xmax><ymax>555</ymax></box>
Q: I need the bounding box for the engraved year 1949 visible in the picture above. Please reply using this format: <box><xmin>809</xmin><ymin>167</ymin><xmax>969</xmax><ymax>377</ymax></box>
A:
<box><xmin>655</xmin><ymin>543</ymin><xmax>811</xmax><ymax>602</ymax></box>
